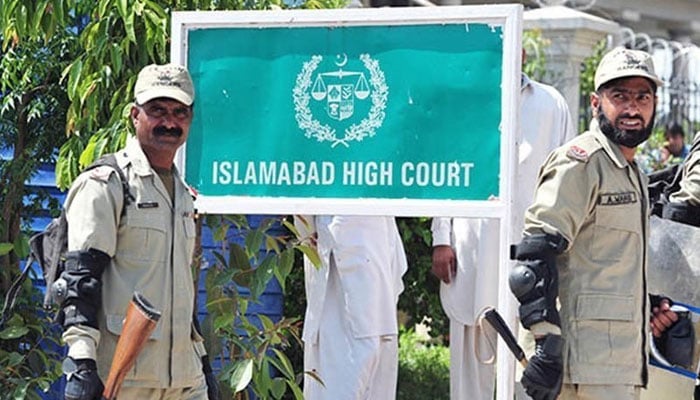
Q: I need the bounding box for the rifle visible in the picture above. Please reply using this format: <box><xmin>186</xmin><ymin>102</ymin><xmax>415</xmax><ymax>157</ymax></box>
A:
<box><xmin>102</xmin><ymin>292</ymin><xmax>161</xmax><ymax>400</ymax></box>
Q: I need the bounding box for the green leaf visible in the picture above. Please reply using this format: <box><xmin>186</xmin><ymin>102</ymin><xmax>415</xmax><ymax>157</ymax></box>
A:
<box><xmin>79</xmin><ymin>80</ymin><xmax>97</xmax><ymax>109</ymax></box>
<box><xmin>213</xmin><ymin>313</ymin><xmax>235</xmax><ymax>332</ymax></box>
<box><xmin>41</xmin><ymin>8</ymin><xmax>57</xmax><ymax>42</ymax></box>
<box><xmin>116</xmin><ymin>0</ymin><xmax>127</xmax><ymax>20</ymax></box>
<box><xmin>258</xmin><ymin>314</ymin><xmax>274</xmax><ymax>332</ymax></box>
<box><xmin>11</xmin><ymin>380</ymin><xmax>29</xmax><ymax>399</ymax></box>
<box><xmin>211</xmin><ymin>251</ymin><xmax>227</xmax><ymax>268</ymax></box>
<box><xmin>297</xmin><ymin>244</ymin><xmax>321</xmax><ymax>268</ymax></box>
<box><xmin>229</xmin><ymin>243</ymin><xmax>251</xmax><ymax>271</ymax></box>
<box><xmin>270</xmin><ymin>348</ymin><xmax>295</xmax><ymax>380</ymax></box>
<box><xmin>287</xmin><ymin>379</ymin><xmax>304</xmax><ymax>400</ymax></box>
<box><xmin>229</xmin><ymin>359</ymin><xmax>254</xmax><ymax>393</ymax></box>
<box><xmin>213</xmin><ymin>221</ymin><xmax>228</xmax><ymax>242</ymax></box>
<box><xmin>6</xmin><ymin>351</ymin><xmax>24</xmax><ymax>367</ymax></box>
<box><xmin>253</xmin><ymin>359</ymin><xmax>272</xmax><ymax>397</ymax></box>
<box><xmin>251</xmin><ymin>255</ymin><xmax>275</xmax><ymax>299</ymax></box>
<box><xmin>55</xmin><ymin>157</ymin><xmax>70</xmax><ymax>189</ymax></box>
<box><xmin>37</xmin><ymin>378</ymin><xmax>51</xmax><ymax>392</ymax></box>
<box><xmin>52</xmin><ymin>0</ymin><xmax>65</xmax><ymax>25</ymax></box>
<box><xmin>66</xmin><ymin>60</ymin><xmax>83</xmax><ymax>100</ymax></box>
<box><xmin>0</xmin><ymin>325</ymin><xmax>29</xmax><ymax>340</ymax></box>
<box><xmin>97</xmin><ymin>0</ymin><xmax>110</xmax><ymax>18</ymax></box>
<box><xmin>211</xmin><ymin>267</ymin><xmax>236</xmax><ymax>287</ymax></box>
<box><xmin>258</xmin><ymin>217</ymin><xmax>277</xmax><ymax>232</ymax></box>
<box><xmin>265</xmin><ymin>235</ymin><xmax>281</xmax><ymax>254</ymax></box>
<box><xmin>133</xmin><ymin>0</ymin><xmax>145</xmax><ymax>15</ymax></box>
<box><xmin>16</xmin><ymin>3</ymin><xmax>27</xmax><ymax>37</ymax></box>
<box><xmin>232</xmin><ymin>270</ymin><xmax>253</xmax><ymax>290</ymax></box>
<box><xmin>270</xmin><ymin>377</ymin><xmax>286</xmax><ymax>399</ymax></box>
<box><xmin>279</xmin><ymin>249</ymin><xmax>294</xmax><ymax>281</ymax></box>
<box><xmin>124</xmin><ymin>9</ymin><xmax>136</xmax><ymax>43</ymax></box>
<box><xmin>33</xmin><ymin>0</ymin><xmax>49</xmax><ymax>35</ymax></box>
<box><xmin>12</xmin><ymin>235</ymin><xmax>29</xmax><ymax>259</ymax></box>
<box><xmin>0</xmin><ymin>242</ymin><xmax>13</xmax><ymax>255</ymax></box>
<box><xmin>80</xmin><ymin>140</ymin><xmax>97</xmax><ymax>168</ymax></box>
<box><xmin>238</xmin><ymin>297</ymin><xmax>249</xmax><ymax>315</ymax></box>
<box><xmin>223</xmin><ymin>214</ymin><xmax>248</xmax><ymax>229</ymax></box>
<box><xmin>206</xmin><ymin>296</ymin><xmax>235</xmax><ymax>318</ymax></box>
<box><xmin>245</xmin><ymin>228</ymin><xmax>264</xmax><ymax>257</ymax></box>
<box><xmin>282</xmin><ymin>218</ymin><xmax>300</xmax><ymax>239</ymax></box>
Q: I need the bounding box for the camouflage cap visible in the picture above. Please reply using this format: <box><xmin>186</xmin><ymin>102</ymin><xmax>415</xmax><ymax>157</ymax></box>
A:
<box><xmin>134</xmin><ymin>64</ymin><xmax>194</xmax><ymax>106</ymax></box>
<box><xmin>594</xmin><ymin>47</ymin><xmax>663</xmax><ymax>91</ymax></box>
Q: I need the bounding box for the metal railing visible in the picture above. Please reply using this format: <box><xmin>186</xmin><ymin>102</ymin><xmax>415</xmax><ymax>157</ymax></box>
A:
<box><xmin>581</xmin><ymin>28</ymin><xmax>700</xmax><ymax>136</ymax></box>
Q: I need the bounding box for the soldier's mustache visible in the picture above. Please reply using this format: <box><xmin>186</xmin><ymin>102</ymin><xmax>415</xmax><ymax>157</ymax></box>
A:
<box><xmin>153</xmin><ymin>126</ymin><xmax>183</xmax><ymax>137</ymax></box>
<box><xmin>617</xmin><ymin>115</ymin><xmax>644</xmax><ymax>124</ymax></box>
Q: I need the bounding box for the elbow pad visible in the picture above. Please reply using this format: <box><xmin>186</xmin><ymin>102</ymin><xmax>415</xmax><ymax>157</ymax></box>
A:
<box><xmin>509</xmin><ymin>234</ymin><xmax>567</xmax><ymax>330</ymax></box>
<box><xmin>54</xmin><ymin>249</ymin><xmax>110</xmax><ymax>329</ymax></box>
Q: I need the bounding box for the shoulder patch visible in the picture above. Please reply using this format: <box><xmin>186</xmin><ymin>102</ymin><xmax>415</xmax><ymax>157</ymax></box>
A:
<box><xmin>187</xmin><ymin>185</ymin><xmax>198</xmax><ymax>201</ymax></box>
<box><xmin>566</xmin><ymin>145</ymin><xmax>589</xmax><ymax>162</ymax></box>
<box><xmin>88</xmin><ymin>165</ymin><xmax>116</xmax><ymax>183</ymax></box>
<box><xmin>562</xmin><ymin>131</ymin><xmax>603</xmax><ymax>163</ymax></box>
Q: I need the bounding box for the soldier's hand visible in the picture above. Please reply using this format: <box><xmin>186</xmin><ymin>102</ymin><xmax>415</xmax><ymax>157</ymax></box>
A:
<box><xmin>63</xmin><ymin>357</ymin><xmax>104</xmax><ymax>400</ymax></box>
<box><xmin>651</xmin><ymin>298</ymin><xmax>678</xmax><ymax>338</ymax></box>
<box><xmin>521</xmin><ymin>334</ymin><xmax>563</xmax><ymax>400</ymax></box>
<box><xmin>431</xmin><ymin>245</ymin><xmax>456</xmax><ymax>284</ymax></box>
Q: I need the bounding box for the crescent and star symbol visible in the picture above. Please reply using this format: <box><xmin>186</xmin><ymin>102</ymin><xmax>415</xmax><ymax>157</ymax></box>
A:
<box><xmin>335</xmin><ymin>53</ymin><xmax>348</xmax><ymax>67</ymax></box>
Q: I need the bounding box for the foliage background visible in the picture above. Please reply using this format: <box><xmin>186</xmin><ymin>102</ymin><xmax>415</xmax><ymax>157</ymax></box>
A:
<box><xmin>3</xmin><ymin>7</ymin><xmax>666</xmax><ymax>399</ymax></box>
<box><xmin>0</xmin><ymin>1</ymin><xmax>341</xmax><ymax>399</ymax></box>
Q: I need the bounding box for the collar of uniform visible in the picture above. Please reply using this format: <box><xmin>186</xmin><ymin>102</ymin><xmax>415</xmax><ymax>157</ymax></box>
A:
<box><xmin>588</xmin><ymin>119</ymin><xmax>631</xmax><ymax>169</ymax></box>
<box><xmin>119</xmin><ymin>136</ymin><xmax>156</xmax><ymax>177</ymax></box>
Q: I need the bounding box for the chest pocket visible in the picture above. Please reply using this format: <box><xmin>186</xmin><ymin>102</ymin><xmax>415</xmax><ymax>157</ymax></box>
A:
<box><xmin>181</xmin><ymin>212</ymin><xmax>196</xmax><ymax>264</ymax></box>
<box><xmin>183</xmin><ymin>212</ymin><xmax>196</xmax><ymax>239</ymax></box>
<box><xmin>590</xmin><ymin>202</ymin><xmax>641</xmax><ymax>262</ymax></box>
<box><xmin>117</xmin><ymin>209</ymin><xmax>168</xmax><ymax>264</ymax></box>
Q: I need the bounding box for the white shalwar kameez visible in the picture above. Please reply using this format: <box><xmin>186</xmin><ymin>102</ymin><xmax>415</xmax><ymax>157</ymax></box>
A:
<box><xmin>431</xmin><ymin>75</ymin><xmax>575</xmax><ymax>400</ymax></box>
<box><xmin>299</xmin><ymin>215</ymin><xmax>408</xmax><ymax>400</ymax></box>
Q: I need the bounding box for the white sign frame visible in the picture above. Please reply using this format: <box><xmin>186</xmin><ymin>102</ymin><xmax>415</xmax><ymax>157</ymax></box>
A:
<box><xmin>172</xmin><ymin>6</ymin><xmax>522</xmax><ymax>400</ymax></box>
<box><xmin>172</xmin><ymin>5</ymin><xmax>521</xmax><ymax>220</ymax></box>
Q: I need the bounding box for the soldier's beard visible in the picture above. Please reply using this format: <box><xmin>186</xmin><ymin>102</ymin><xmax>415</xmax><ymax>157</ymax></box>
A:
<box><xmin>596</xmin><ymin>104</ymin><xmax>655</xmax><ymax>148</ymax></box>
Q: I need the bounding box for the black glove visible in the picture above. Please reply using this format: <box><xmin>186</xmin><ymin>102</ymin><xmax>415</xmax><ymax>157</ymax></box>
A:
<box><xmin>63</xmin><ymin>357</ymin><xmax>104</xmax><ymax>400</ymax></box>
<box><xmin>521</xmin><ymin>334</ymin><xmax>563</xmax><ymax>400</ymax></box>
<box><xmin>202</xmin><ymin>355</ymin><xmax>220</xmax><ymax>400</ymax></box>
<box><xmin>654</xmin><ymin>311</ymin><xmax>695</xmax><ymax>369</ymax></box>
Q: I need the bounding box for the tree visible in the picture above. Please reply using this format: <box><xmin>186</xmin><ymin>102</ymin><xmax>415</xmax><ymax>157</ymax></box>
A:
<box><xmin>55</xmin><ymin>0</ymin><xmax>347</xmax><ymax>189</ymax></box>
<box><xmin>0</xmin><ymin>2</ymin><xmax>82</xmax><ymax>397</ymax></box>
<box><xmin>1</xmin><ymin>0</ymin><xmax>342</xmax><ymax>398</ymax></box>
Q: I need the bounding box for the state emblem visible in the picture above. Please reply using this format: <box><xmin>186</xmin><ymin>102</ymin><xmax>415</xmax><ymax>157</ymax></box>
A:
<box><xmin>293</xmin><ymin>53</ymin><xmax>388</xmax><ymax>148</ymax></box>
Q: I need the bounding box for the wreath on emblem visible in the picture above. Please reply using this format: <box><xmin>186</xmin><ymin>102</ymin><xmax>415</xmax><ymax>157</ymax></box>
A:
<box><xmin>293</xmin><ymin>54</ymin><xmax>389</xmax><ymax>147</ymax></box>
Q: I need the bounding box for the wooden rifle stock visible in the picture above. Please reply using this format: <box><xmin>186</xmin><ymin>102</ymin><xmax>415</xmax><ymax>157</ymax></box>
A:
<box><xmin>102</xmin><ymin>292</ymin><xmax>161</xmax><ymax>400</ymax></box>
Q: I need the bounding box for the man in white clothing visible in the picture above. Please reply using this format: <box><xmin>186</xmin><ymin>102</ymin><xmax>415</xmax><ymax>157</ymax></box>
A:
<box><xmin>297</xmin><ymin>215</ymin><xmax>408</xmax><ymax>400</ymax></box>
<box><xmin>431</xmin><ymin>72</ymin><xmax>575</xmax><ymax>400</ymax></box>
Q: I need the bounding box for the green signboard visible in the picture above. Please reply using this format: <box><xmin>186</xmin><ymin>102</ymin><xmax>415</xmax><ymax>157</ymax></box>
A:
<box><xmin>173</xmin><ymin>6</ymin><xmax>521</xmax><ymax>216</ymax></box>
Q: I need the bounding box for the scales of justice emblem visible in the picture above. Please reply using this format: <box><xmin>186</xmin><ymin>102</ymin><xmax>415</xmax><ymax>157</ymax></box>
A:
<box><xmin>293</xmin><ymin>53</ymin><xmax>388</xmax><ymax>148</ymax></box>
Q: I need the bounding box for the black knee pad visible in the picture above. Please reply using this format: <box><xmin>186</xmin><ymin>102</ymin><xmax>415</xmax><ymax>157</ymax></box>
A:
<box><xmin>54</xmin><ymin>249</ymin><xmax>109</xmax><ymax>329</ymax></box>
<box><xmin>509</xmin><ymin>234</ymin><xmax>567</xmax><ymax>329</ymax></box>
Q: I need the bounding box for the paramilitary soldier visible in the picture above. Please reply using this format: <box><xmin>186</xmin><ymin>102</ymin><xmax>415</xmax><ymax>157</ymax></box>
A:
<box><xmin>664</xmin><ymin>129</ymin><xmax>700</xmax><ymax>227</ymax></box>
<box><xmin>508</xmin><ymin>47</ymin><xmax>680</xmax><ymax>400</ymax></box>
<box><xmin>58</xmin><ymin>64</ymin><xmax>219</xmax><ymax>400</ymax></box>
